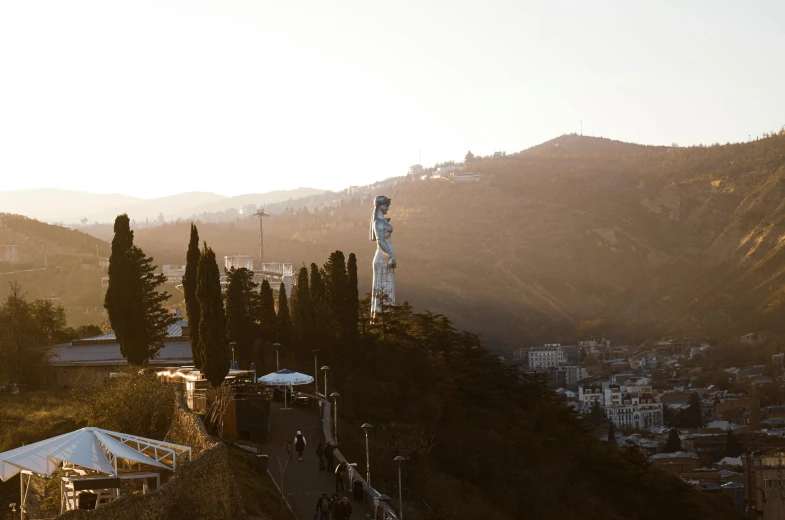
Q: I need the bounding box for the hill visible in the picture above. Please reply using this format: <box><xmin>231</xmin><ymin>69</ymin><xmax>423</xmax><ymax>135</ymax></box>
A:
<box><xmin>130</xmin><ymin>131</ymin><xmax>785</xmax><ymax>351</ymax></box>
<box><xmin>0</xmin><ymin>214</ymin><xmax>111</xmax><ymax>327</ymax></box>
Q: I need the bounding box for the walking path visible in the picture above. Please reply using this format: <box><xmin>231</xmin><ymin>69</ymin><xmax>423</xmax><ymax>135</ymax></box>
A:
<box><xmin>266</xmin><ymin>401</ymin><xmax>374</xmax><ymax>520</ymax></box>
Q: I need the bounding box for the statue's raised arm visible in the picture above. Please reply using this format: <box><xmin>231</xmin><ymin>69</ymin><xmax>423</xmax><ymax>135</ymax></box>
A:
<box><xmin>370</xmin><ymin>196</ymin><xmax>396</xmax><ymax>320</ymax></box>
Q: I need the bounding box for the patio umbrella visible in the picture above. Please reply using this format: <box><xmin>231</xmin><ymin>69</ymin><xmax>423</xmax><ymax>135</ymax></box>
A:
<box><xmin>259</xmin><ymin>369</ymin><xmax>315</xmax><ymax>409</ymax></box>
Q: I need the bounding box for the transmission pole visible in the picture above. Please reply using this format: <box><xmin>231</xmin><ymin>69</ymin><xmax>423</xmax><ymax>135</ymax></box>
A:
<box><xmin>252</xmin><ymin>208</ymin><xmax>269</xmax><ymax>268</ymax></box>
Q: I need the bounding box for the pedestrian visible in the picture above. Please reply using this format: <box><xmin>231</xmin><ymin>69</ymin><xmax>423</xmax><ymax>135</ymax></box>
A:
<box><xmin>335</xmin><ymin>461</ymin><xmax>348</xmax><ymax>492</ymax></box>
<box><xmin>332</xmin><ymin>497</ymin><xmax>346</xmax><ymax>520</ymax></box>
<box><xmin>329</xmin><ymin>493</ymin><xmax>340</xmax><ymax>519</ymax></box>
<box><xmin>294</xmin><ymin>430</ymin><xmax>306</xmax><ymax>461</ymax></box>
<box><xmin>316</xmin><ymin>440</ymin><xmax>327</xmax><ymax>470</ymax></box>
<box><xmin>315</xmin><ymin>492</ymin><xmax>331</xmax><ymax>520</ymax></box>
<box><xmin>324</xmin><ymin>442</ymin><xmax>335</xmax><ymax>472</ymax></box>
<box><xmin>339</xmin><ymin>496</ymin><xmax>353</xmax><ymax>519</ymax></box>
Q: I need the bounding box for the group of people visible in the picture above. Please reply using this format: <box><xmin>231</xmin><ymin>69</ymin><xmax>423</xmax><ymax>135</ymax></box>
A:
<box><xmin>315</xmin><ymin>493</ymin><xmax>353</xmax><ymax>520</ymax></box>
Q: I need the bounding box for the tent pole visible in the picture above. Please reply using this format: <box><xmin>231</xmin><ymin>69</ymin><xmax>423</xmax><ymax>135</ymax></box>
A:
<box><xmin>20</xmin><ymin>472</ymin><xmax>24</xmax><ymax>520</ymax></box>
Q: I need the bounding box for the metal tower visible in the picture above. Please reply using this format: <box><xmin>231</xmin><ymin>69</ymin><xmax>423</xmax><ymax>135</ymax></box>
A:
<box><xmin>252</xmin><ymin>207</ymin><xmax>269</xmax><ymax>266</ymax></box>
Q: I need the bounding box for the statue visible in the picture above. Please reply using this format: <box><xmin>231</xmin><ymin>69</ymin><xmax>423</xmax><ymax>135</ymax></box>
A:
<box><xmin>369</xmin><ymin>195</ymin><xmax>395</xmax><ymax>320</ymax></box>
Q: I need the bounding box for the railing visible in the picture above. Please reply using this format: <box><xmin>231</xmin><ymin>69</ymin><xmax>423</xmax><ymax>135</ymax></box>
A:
<box><xmin>319</xmin><ymin>398</ymin><xmax>400</xmax><ymax>520</ymax></box>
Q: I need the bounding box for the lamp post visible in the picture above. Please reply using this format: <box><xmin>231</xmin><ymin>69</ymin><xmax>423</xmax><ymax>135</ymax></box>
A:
<box><xmin>375</xmin><ymin>493</ymin><xmax>390</xmax><ymax>520</ymax></box>
<box><xmin>394</xmin><ymin>456</ymin><xmax>406</xmax><ymax>520</ymax></box>
<box><xmin>361</xmin><ymin>423</ymin><xmax>373</xmax><ymax>487</ymax></box>
<box><xmin>330</xmin><ymin>392</ymin><xmax>340</xmax><ymax>443</ymax></box>
<box><xmin>274</xmin><ymin>343</ymin><xmax>281</xmax><ymax>371</ymax></box>
<box><xmin>229</xmin><ymin>341</ymin><xmax>236</xmax><ymax>368</ymax></box>
<box><xmin>321</xmin><ymin>366</ymin><xmax>330</xmax><ymax>397</ymax></box>
<box><xmin>311</xmin><ymin>349</ymin><xmax>320</xmax><ymax>396</ymax></box>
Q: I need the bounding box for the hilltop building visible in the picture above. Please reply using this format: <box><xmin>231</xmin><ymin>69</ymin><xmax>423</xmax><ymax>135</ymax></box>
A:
<box><xmin>162</xmin><ymin>264</ymin><xmax>186</xmax><ymax>283</ymax></box>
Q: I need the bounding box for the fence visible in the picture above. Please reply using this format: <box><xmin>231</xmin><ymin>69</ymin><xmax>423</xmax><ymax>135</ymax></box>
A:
<box><xmin>319</xmin><ymin>399</ymin><xmax>400</xmax><ymax>520</ymax></box>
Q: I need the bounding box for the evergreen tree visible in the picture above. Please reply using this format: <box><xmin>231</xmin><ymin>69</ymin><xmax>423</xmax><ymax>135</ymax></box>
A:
<box><xmin>686</xmin><ymin>392</ymin><xmax>704</xmax><ymax>428</ymax></box>
<box><xmin>291</xmin><ymin>267</ymin><xmax>312</xmax><ymax>363</ymax></box>
<box><xmin>665</xmin><ymin>428</ymin><xmax>681</xmax><ymax>452</ymax></box>
<box><xmin>258</xmin><ymin>280</ymin><xmax>277</xmax><ymax>346</ymax></box>
<box><xmin>182</xmin><ymin>223</ymin><xmax>202</xmax><ymax>368</ymax></box>
<box><xmin>726</xmin><ymin>428</ymin><xmax>742</xmax><ymax>458</ymax></box>
<box><xmin>324</xmin><ymin>251</ymin><xmax>352</xmax><ymax>345</ymax></box>
<box><xmin>224</xmin><ymin>267</ymin><xmax>256</xmax><ymax>368</ymax></box>
<box><xmin>347</xmin><ymin>253</ymin><xmax>359</xmax><ymax>334</ymax></box>
<box><xmin>589</xmin><ymin>401</ymin><xmax>605</xmax><ymax>426</ymax></box>
<box><xmin>277</xmin><ymin>283</ymin><xmax>292</xmax><ymax>352</ymax></box>
<box><xmin>465</xmin><ymin>150</ymin><xmax>475</xmax><ymax>162</ymax></box>
<box><xmin>196</xmin><ymin>245</ymin><xmax>228</xmax><ymax>387</ymax></box>
<box><xmin>607</xmin><ymin>422</ymin><xmax>617</xmax><ymax>446</ymax></box>
<box><xmin>104</xmin><ymin>214</ymin><xmax>174</xmax><ymax>366</ymax></box>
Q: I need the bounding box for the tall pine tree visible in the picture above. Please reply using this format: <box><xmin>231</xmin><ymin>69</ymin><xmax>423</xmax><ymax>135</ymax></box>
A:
<box><xmin>196</xmin><ymin>245</ymin><xmax>228</xmax><ymax>387</ymax></box>
<box><xmin>347</xmin><ymin>252</ymin><xmax>359</xmax><ymax>334</ymax></box>
<box><xmin>665</xmin><ymin>428</ymin><xmax>681</xmax><ymax>452</ymax></box>
<box><xmin>182</xmin><ymin>223</ymin><xmax>202</xmax><ymax>368</ymax></box>
<box><xmin>105</xmin><ymin>214</ymin><xmax>174</xmax><ymax>365</ymax></box>
<box><xmin>277</xmin><ymin>283</ymin><xmax>292</xmax><ymax>352</ymax></box>
<box><xmin>224</xmin><ymin>267</ymin><xmax>257</xmax><ymax>369</ymax></box>
<box><xmin>291</xmin><ymin>266</ymin><xmax>312</xmax><ymax>364</ymax></box>
<box><xmin>258</xmin><ymin>280</ymin><xmax>277</xmax><ymax>347</ymax></box>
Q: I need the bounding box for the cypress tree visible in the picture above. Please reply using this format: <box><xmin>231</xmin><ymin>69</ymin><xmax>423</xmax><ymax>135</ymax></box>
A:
<box><xmin>225</xmin><ymin>267</ymin><xmax>256</xmax><ymax>368</ymax></box>
<box><xmin>258</xmin><ymin>280</ymin><xmax>277</xmax><ymax>346</ymax></box>
<box><xmin>607</xmin><ymin>422</ymin><xmax>616</xmax><ymax>446</ymax></box>
<box><xmin>347</xmin><ymin>252</ymin><xmax>359</xmax><ymax>332</ymax></box>
<box><xmin>277</xmin><ymin>282</ymin><xmax>292</xmax><ymax>351</ymax></box>
<box><xmin>196</xmin><ymin>245</ymin><xmax>228</xmax><ymax>387</ymax></box>
<box><xmin>183</xmin><ymin>223</ymin><xmax>202</xmax><ymax>368</ymax></box>
<box><xmin>291</xmin><ymin>267</ymin><xmax>312</xmax><ymax>362</ymax></box>
<box><xmin>104</xmin><ymin>214</ymin><xmax>174</xmax><ymax>365</ymax></box>
<box><xmin>665</xmin><ymin>428</ymin><xmax>681</xmax><ymax>452</ymax></box>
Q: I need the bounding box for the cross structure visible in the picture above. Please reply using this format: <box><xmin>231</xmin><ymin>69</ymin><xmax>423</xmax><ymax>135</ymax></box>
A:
<box><xmin>252</xmin><ymin>207</ymin><xmax>270</xmax><ymax>267</ymax></box>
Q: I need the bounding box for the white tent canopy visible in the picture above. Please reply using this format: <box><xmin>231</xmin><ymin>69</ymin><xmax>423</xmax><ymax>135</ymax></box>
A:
<box><xmin>258</xmin><ymin>369</ymin><xmax>314</xmax><ymax>386</ymax></box>
<box><xmin>0</xmin><ymin>427</ymin><xmax>192</xmax><ymax>482</ymax></box>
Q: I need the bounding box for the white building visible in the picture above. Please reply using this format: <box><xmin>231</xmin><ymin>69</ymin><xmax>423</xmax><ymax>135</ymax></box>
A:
<box><xmin>240</xmin><ymin>204</ymin><xmax>258</xmax><ymax>216</ymax></box>
<box><xmin>579</xmin><ymin>380</ymin><xmax>663</xmax><ymax>429</ymax></box>
<box><xmin>225</xmin><ymin>255</ymin><xmax>254</xmax><ymax>271</ymax></box>
<box><xmin>529</xmin><ymin>344</ymin><xmax>565</xmax><ymax>370</ymax></box>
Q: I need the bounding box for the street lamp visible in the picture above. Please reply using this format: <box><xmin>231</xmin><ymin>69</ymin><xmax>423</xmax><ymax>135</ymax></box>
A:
<box><xmin>229</xmin><ymin>341</ymin><xmax>236</xmax><ymax>368</ymax></box>
<box><xmin>394</xmin><ymin>456</ymin><xmax>406</xmax><ymax>520</ymax></box>
<box><xmin>321</xmin><ymin>366</ymin><xmax>330</xmax><ymax>397</ymax></box>
<box><xmin>311</xmin><ymin>349</ymin><xmax>320</xmax><ymax>396</ymax></box>
<box><xmin>375</xmin><ymin>493</ymin><xmax>390</xmax><ymax>520</ymax></box>
<box><xmin>330</xmin><ymin>392</ymin><xmax>340</xmax><ymax>443</ymax></box>
<box><xmin>274</xmin><ymin>343</ymin><xmax>281</xmax><ymax>371</ymax></box>
<box><xmin>361</xmin><ymin>423</ymin><xmax>373</xmax><ymax>486</ymax></box>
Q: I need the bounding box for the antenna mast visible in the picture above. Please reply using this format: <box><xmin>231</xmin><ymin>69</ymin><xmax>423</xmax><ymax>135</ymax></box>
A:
<box><xmin>253</xmin><ymin>207</ymin><xmax>270</xmax><ymax>267</ymax></box>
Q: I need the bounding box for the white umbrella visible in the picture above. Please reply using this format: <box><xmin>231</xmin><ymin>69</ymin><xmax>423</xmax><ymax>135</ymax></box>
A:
<box><xmin>259</xmin><ymin>369</ymin><xmax>315</xmax><ymax>409</ymax></box>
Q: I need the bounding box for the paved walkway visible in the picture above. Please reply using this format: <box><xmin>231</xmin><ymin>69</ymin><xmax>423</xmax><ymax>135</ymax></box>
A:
<box><xmin>266</xmin><ymin>401</ymin><xmax>374</xmax><ymax>520</ymax></box>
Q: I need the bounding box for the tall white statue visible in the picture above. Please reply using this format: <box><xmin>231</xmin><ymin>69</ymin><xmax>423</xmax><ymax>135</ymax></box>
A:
<box><xmin>370</xmin><ymin>195</ymin><xmax>395</xmax><ymax>320</ymax></box>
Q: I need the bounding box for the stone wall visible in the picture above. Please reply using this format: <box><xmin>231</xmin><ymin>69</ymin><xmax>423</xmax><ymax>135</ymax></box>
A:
<box><xmin>57</xmin><ymin>393</ymin><xmax>246</xmax><ymax>520</ymax></box>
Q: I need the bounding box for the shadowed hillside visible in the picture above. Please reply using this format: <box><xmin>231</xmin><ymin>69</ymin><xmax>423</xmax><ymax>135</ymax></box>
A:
<box><xmin>130</xmin><ymin>132</ymin><xmax>785</xmax><ymax>351</ymax></box>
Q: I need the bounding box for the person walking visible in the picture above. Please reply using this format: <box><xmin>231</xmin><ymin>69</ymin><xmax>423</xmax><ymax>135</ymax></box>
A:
<box><xmin>294</xmin><ymin>430</ymin><xmax>307</xmax><ymax>461</ymax></box>
<box><xmin>329</xmin><ymin>493</ymin><xmax>340</xmax><ymax>519</ymax></box>
<box><xmin>335</xmin><ymin>461</ymin><xmax>348</xmax><ymax>492</ymax></box>
<box><xmin>315</xmin><ymin>492</ymin><xmax>331</xmax><ymax>520</ymax></box>
<box><xmin>316</xmin><ymin>440</ymin><xmax>326</xmax><ymax>471</ymax></box>
<box><xmin>324</xmin><ymin>442</ymin><xmax>335</xmax><ymax>472</ymax></box>
<box><xmin>338</xmin><ymin>496</ymin><xmax>353</xmax><ymax>520</ymax></box>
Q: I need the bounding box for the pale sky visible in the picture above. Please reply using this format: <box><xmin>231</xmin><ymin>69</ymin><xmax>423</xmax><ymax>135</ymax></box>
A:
<box><xmin>1</xmin><ymin>0</ymin><xmax>783</xmax><ymax>198</ymax></box>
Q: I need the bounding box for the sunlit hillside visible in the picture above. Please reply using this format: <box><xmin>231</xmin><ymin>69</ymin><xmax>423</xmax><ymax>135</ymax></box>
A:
<box><xmin>131</xmin><ymin>132</ymin><xmax>785</xmax><ymax>351</ymax></box>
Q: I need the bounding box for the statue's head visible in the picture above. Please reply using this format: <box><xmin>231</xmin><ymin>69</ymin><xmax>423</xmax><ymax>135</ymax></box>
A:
<box><xmin>370</xmin><ymin>196</ymin><xmax>392</xmax><ymax>241</ymax></box>
<box><xmin>374</xmin><ymin>195</ymin><xmax>391</xmax><ymax>214</ymax></box>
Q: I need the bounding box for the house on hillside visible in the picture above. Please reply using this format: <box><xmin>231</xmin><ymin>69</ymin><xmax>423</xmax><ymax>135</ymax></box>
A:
<box><xmin>47</xmin><ymin>314</ymin><xmax>193</xmax><ymax>390</ymax></box>
<box><xmin>741</xmin><ymin>333</ymin><xmax>764</xmax><ymax>345</ymax></box>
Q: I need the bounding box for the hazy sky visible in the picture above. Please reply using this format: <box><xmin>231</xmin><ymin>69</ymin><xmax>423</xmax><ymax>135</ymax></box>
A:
<box><xmin>1</xmin><ymin>1</ymin><xmax>783</xmax><ymax>198</ymax></box>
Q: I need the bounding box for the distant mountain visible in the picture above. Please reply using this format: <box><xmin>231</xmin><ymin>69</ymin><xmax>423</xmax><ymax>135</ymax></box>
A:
<box><xmin>178</xmin><ymin>188</ymin><xmax>326</xmax><ymax>217</ymax></box>
<box><xmin>0</xmin><ymin>187</ymin><xmax>326</xmax><ymax>225</ymax></box>
<box><xmin>130</xmin><ymin>131</ymin><xmax>785</xmax><ymax>352</ymax></box>
<box><xmin>0</xmin><ymin>189</ymin><xmax>140</xmax><ymax>224</ymax></box>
